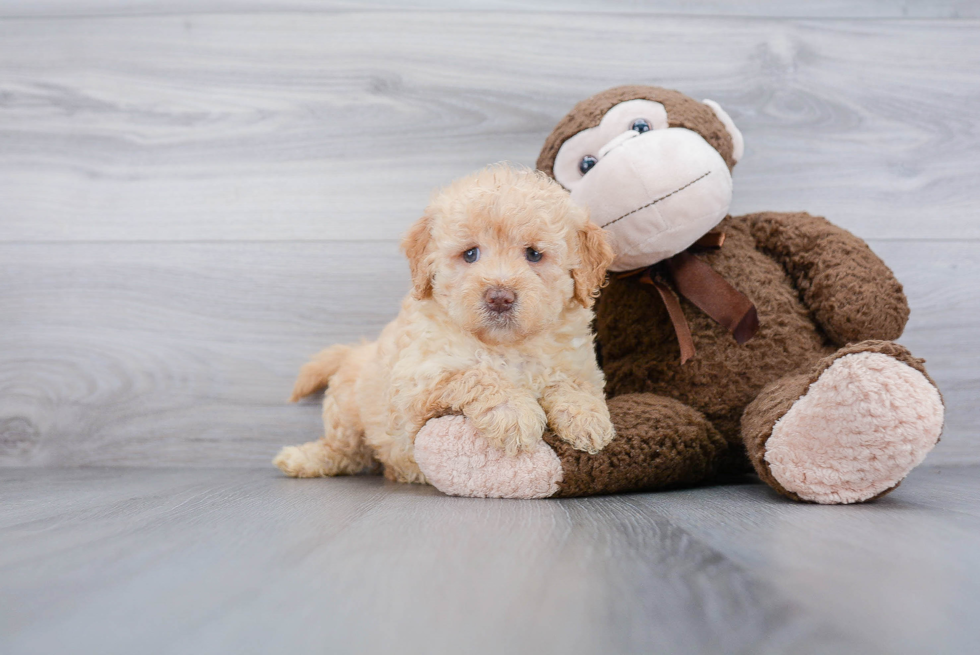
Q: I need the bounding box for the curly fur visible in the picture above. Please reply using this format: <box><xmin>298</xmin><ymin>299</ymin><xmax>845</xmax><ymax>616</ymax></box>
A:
<box><xmin>274</xmin><ymin>164</ymin><xmax>615</xmax><ymax>483</ymax></box>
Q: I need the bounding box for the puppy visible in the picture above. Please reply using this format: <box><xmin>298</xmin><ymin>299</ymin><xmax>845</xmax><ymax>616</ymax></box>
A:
<box><xmin>274</xmin><ymin>165</ymin><xmax>616</xmax><ymax>483</ymax></box>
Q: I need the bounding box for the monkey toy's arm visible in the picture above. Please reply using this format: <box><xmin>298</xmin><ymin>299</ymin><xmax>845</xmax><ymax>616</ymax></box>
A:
<box><xmin>745</xmin><ymin>211</ymin><xmax>909</xmax><ymax>346</ymax></box>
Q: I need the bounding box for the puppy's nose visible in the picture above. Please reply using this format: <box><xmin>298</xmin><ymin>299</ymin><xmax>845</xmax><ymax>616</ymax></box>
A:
<box><xmin>485</xmin><ymin>286</ymin><xmax>516</xmax><ymax>313</ymax></box>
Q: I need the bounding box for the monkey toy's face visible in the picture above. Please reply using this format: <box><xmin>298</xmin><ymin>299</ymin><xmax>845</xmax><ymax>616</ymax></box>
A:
<box><xmin>549</xmin><ymin>95</ymin><xmax>743</xmax><ymax>272</ymax></box>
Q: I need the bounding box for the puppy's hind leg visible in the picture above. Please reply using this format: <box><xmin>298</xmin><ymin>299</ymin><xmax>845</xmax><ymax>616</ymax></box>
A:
<box><xmin>274</xmin><ymin>393</ymin><xmax>376</xmax><ymax>477</ymax></box>
<box><xmin>275</xmin><ymin>345</ymin><xmax>376</xmax><ymax>478</ymax></box>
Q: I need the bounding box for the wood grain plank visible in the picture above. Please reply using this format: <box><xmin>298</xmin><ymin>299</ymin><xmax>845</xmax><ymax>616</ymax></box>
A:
<box><xmin>0</xmin><ymin>468</ymin><xmax>866</xmax><ymax>654</ymax></box>
<box><xmin>0</xmin><ymin>239</ymin><xmax>975</xmax><ymax>468</ymax></box>
<box><xmin>2</xmin><ymin>1</ymin><xmax>978</xmax><ymax>19</ymax></box>
<box><xmin>631</xmin><ymin>464</ymin><xmax>980</xmax><ymax>655</ymax></box>
<box><xmin>1</xmin><ymin>14</ymin><xmax>979</xmax><ymax>242</ymax></box>
<box><xmin>2</xmin><ymin>466</ymin><xmax>978</xmax><ymax>654</ymax></box>
<box><xmin>0</xmin><ymin>240</ymin><xmax>409</xmax><ymax>467</ymax></box>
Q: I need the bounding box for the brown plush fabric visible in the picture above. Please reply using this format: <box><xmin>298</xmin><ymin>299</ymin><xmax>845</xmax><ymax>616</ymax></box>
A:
<box><xmin>597</xmin><ymin>213</ymin><xmax>837</xmax><ymax>445</ymax></box>
<box><xmin>746</xmin><ymin>212</ymin><xmax>909</xmax><ymax>345</ymax></box>
<box><xmin>536</xmin><ymin>85</ymin><xmax>736</xmax><ymax>178</ymax></box>
<box><xmin>741</xmin><ymin>340</ymin><xmax>939</xmax><ymax>502</ymax></box>
<box><xmin>591</xmin><ymin>214</ymin><xmax>916</xmax><ymax>497</ymax></box>
<box><xmin>545</xmin><ymin>393</ymin><xmax>729</xmax><ymax>497</ymax></box>
<box><xmin>595</xmin><ymin>212</ymin><xmax>914</xmax><ymax>442</ymax></box>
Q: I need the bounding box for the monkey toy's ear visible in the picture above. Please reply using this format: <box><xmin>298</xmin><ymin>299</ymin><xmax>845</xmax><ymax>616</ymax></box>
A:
<box><xmin>401</xmin><ymin>214</ymin><xmax>434</xmax><ymax>299</ymax></box>
<box><xmin>703</xmin><ymin>99</ymin><xmax>744</xmax><ymax>164</ymax></box>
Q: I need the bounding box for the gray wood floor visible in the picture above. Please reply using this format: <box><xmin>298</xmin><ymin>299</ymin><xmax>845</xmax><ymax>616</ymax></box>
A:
<box><xmin>2</xmin><ymin>465</ymin><xmax>979</xmax><ymax>655</ymax></box>
<box><xmin>2</xmin><ymin>3</ymin><xmax>980</xmax><ymax>653</ymax></box>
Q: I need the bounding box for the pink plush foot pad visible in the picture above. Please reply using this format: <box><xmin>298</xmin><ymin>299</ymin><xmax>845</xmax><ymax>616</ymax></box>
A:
<box><xmin>765</xmin><ymin>352</ymin><xmax>944</xmax><ymax>504</ymax></box>
<box><xmin>415</xmin><ymin>416</ymin><xmax>563</xmax><ymax>499</ymax></box>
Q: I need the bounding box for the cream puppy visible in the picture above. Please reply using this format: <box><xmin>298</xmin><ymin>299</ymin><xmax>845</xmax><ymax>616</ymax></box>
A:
<box><xmin>274</xmin><ymin>165</ymin><xmax>616</xmax><ymax>483</ymax></box>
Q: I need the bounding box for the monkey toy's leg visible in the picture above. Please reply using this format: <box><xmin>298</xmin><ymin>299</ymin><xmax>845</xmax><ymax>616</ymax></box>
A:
<box><xmin>414</xmin><ymin>393</ymin><xmax>731</xmax><ymax>499</ymax></box>
<box><xmin>742</xmin><ymin>340</ymin><xmax>944</xmax><ymax>504</ymax></box>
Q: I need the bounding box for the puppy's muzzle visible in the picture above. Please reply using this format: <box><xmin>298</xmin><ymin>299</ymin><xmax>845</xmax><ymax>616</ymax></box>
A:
<box><xmin>484</xmin><ymin>286</ymin><xmax>516</xmax><ymax>314</ymax></box>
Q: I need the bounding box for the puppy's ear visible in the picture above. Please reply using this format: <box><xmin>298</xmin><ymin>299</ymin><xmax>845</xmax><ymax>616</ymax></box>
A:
<box><xmin>572</xmin><ymin>220</ymin><xmax>615</xmax><ymax>308</ymax></box>
<box><xmin>401</xmin><ymin>214</ymin><xmax>434</xmax><ymax>299</ymax></box>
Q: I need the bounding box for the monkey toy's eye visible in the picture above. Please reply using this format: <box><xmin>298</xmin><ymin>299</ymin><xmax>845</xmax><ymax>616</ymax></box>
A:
<box><xmin>463</xmin><ymin>247</ymin><xmax>480</xmax><ymax>263</ymax></box>
<box><xmin>579</xmin><ymin>155</ymin><xmax>598</xmax><ymax>175</ymax></box>
<box><xmin>631</xmin><ymin>118</ymin><xmax>651</xmax><ymax>133</ymax></box>
<box><xmin>525</xmin><ymin>247</ymin><xmax>543</xmax><ymax>263</ymax></box>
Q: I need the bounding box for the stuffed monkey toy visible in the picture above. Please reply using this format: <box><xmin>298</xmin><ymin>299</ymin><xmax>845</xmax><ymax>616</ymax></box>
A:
<box><xmin>413</xmin><ymin>85</ymin><xmax>945</xmax><ymax>504</ymax></box>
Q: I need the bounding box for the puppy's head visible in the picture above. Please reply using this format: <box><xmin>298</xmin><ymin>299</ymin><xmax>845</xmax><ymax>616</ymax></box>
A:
<box><xmin>402</xmin><ymin>164</ymin><xmax>614</xmax><ymax>344</ymax></box>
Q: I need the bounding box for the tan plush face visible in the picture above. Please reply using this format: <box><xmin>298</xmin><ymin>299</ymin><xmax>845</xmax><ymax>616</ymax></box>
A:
<box><xmin>402</xmin><ymin>166</ymin><xmax>613</xmax><ymax>345</ymax></box>
<box><xmin>549</xmin><ymin>97</ymin><xmax>743</xmax><ymax>272</ymax></box>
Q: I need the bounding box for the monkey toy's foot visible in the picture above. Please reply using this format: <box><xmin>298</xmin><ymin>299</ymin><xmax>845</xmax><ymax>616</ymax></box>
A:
<box><xmin>414</xmin><ymin>416</ymin><xmax>563</xmax><ymax>499</ymax></box>
<box><xmin>744</xmin><ymin>341</ymin><xmax>945</xmax><ymax>504</ymax></box>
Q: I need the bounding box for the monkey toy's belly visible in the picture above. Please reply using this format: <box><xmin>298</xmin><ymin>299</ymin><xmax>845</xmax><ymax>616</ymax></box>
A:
<box><xmin>596</xmin><ymin>215</ymin><xmax>835</xmax><ymax>443</ymax></box>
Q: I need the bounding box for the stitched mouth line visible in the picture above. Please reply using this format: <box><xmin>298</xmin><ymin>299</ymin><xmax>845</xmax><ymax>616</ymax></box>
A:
<box><xmin>599</xmin><ymin>170</ymin><xmax>712</xmax><ymax>229</ymax></box>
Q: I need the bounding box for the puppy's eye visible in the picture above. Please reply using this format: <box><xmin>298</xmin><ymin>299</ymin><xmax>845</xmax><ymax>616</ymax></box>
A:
<box><xmin>525</xmin><ymin>247</ymin><xmax>543</xmax><ymax>263</ymax></box>
<box><xmin>462</xmin><ymin>247</ymin><xmax>480</xmax><ymax>263</ymax></box>
<box><xmin>631</xmin><ymin>118</ymin><xmax>651</xmax><ymax>133</ymax></box>
<box><xmin>579</xmin><ymin>155</ymin><xmax>597</xmax><ymax>175</ymax></box>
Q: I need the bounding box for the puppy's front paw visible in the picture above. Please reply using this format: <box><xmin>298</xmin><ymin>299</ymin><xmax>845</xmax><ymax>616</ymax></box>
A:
<box><xmin>548</xmin><ymin>397</ymin><xmax>615</xmax><ymax>454</ymax></box>
<box><xmin>468</xmin><ymin>396</ymin><xmax>547</xmax><ymax>456</ymax></box>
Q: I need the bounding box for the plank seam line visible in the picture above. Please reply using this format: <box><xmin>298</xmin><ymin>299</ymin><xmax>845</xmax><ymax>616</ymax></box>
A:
<box><xmin>0</xmin><ymin>11</ymin><xmax>978</xmax><ymax>22</ymax></box>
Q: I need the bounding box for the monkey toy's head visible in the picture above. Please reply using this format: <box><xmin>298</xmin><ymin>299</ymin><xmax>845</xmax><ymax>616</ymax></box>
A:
<box><xmin>537</xmin><ymin>86</ymin><xmax>744</xmax><ymax>272</ymax></box>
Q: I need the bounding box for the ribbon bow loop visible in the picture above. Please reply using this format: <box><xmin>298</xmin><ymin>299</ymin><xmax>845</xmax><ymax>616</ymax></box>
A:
<box><xmin>633</xmin><ymin>231</ymin><xmax>759</xmax><ymax>364</ymax></box>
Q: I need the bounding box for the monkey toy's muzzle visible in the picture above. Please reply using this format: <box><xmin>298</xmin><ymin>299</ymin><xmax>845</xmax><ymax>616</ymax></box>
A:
<box><xmin>570</xmin><ymin>127</ymin><xmax>733</xmax><ymax>272</ymax></box>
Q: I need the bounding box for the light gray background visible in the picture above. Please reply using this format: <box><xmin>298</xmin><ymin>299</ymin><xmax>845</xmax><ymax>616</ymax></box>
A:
<box><xmin>2</xmin><ymin>3</ymin><xmax>979</xmax><ymax>654</ymax></box>
<box><xmin>1</xmin><ymin>0</ymin><xmax>978</xmax><ymax>468</ymax></box>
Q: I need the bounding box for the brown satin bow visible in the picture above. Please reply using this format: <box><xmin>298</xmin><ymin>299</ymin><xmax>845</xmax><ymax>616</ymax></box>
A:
<box><xmin>619</xmin><ymin>231</ymin><xmax>759</xmax><ymax>364</ymax></box>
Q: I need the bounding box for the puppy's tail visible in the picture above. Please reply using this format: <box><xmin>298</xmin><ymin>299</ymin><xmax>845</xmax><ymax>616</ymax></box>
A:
<box><xmin>289</xmin><ymin>344</ymin><xmax>353</xmax><ymax>402</ymax></box>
